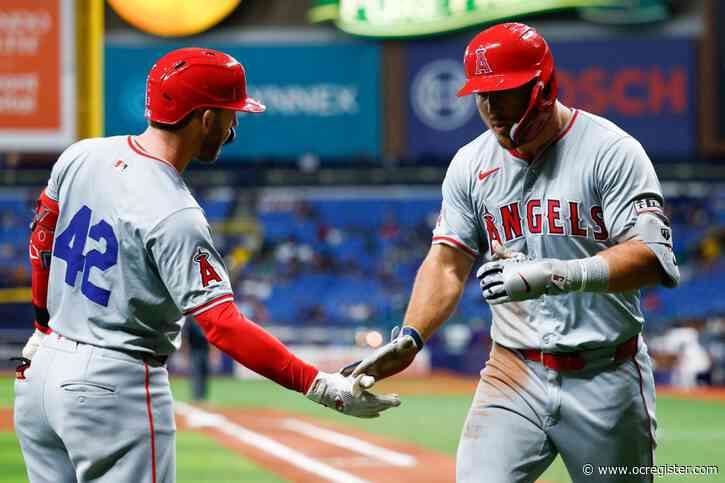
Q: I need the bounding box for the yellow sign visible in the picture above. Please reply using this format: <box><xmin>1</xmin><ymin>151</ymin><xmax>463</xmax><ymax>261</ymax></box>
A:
<box><xmin>108</xmin><ymin>0</ymin><xmax>241</xmax><ymax>37</ymax></box>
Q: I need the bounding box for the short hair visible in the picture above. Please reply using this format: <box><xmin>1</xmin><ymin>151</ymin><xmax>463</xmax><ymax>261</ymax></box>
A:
<box><xmin>149</xmin><ymin>109</ymin><xmax>200</xmax><ymax>131</ymax></box>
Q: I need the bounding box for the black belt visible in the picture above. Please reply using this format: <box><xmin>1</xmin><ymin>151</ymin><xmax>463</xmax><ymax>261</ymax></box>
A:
<box><xmin>129</xmin><ymin>351</ymin><xmax>168</xmax><ymax>367</ymax></box>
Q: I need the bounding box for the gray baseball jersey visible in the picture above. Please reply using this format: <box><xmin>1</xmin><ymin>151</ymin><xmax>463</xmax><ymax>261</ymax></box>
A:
<box><xmin>435</xmin><ymin>108</ymin><xmax>661</xmax><ymax>482</ymax></box>
<box><xmin>433</xmin><ymin>109</ymin><xmax>663</xmax><ymax>351</ymax></box>
<box><xmin>45</xmin><ymin>135</ymin><xmax>233</xmax><ymax>356</ymax></box>
<box><xmin>16</xmin><ymin>135</ymin><xmax>233</xmax><ymax>483</ymax></box>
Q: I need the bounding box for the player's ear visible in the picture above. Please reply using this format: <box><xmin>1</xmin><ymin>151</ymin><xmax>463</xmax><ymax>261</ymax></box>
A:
<box><xmin>200</xmin><ymin>109</ymin><xmax>217</xmax><ymax>134</ymax></box>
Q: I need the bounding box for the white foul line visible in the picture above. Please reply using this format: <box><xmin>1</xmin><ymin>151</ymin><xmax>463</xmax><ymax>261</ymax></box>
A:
<box><xmin>282</xmin><ymin>418</ymin><xmax>417</xmax><ymax>467</ymax></box>
<box><xmin>175</xmin><ymin>402</ymin><xmax>371</xmax><ymax>483</ymax></box>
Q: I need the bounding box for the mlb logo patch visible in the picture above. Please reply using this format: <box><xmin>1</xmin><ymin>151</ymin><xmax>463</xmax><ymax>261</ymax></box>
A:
<box><xmin>113</xmin><ymin>160</ymin><xmax>128</xmax><ymax>172</ymax></box>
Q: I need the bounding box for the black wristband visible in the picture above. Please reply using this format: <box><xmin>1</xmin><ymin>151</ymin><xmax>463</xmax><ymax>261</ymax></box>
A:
<box><xmin>401</xmin><ymin>326</ymin><xmax>424</xmax><ymax>351</ymax></box>
<box><xmin>33</xmin><ymin>305</ymin><xmax>50</xmax><ymax>327</ymax></box>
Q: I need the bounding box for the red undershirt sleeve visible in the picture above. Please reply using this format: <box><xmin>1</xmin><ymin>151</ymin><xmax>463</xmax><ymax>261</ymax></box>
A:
<box><xmin>29</xmin><ymin>189</ymin><xmax>58</xmax><ymax>334</ymax></box>
<box><xmin>193</xmin><ymin>300</ymin><xmax>318</xmax><ymax>393</ymax></box>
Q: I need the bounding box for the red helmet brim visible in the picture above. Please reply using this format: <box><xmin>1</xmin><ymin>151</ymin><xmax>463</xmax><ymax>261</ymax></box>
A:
<box><xmin>457</xmin><ymin>71</ymin><xmax>537</xmax><ymax>97</ymax></box>
<box><xmin>234</xmin><ymin>96</ymin><xmax>266</xmax><ymax>113</ymax></box>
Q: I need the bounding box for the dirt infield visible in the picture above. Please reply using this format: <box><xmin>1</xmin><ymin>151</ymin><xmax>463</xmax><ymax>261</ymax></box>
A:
<box><xmin>1</xmin><ymin>405</ymin><xmax>455</xmax><ymax>482</ymax></box>
<box><xmin>0</xmin><ymin>402</ymin><xmax>561</xmax><ymax>483</ymax></box>
<box><xmin>386</xmin><ymin>373</ymin><xmax>725</xmax><ymax>401</ymax></box>
<box><xmin>374</xmin><ymin>371</ymin><xmax>479</xmax><ymax>395</ymax></box>
<box><xmin>0</xmin><ymin>408</ymin><xmax>11</xmax><ymax>431</ymax></box>
<box><xmin>177</xmin><ymin>405</ymin><xmax>456</xmax><ymax>482</ymax></box>
<box><xmin>3</xmin><ymin>376</ymin><xmax>724</xmax><ymax>483</ymax></box>
<box><xmin>656</xmin><ymin>386</ymin><xmax>725</xmax><ymax>400</ymax></box>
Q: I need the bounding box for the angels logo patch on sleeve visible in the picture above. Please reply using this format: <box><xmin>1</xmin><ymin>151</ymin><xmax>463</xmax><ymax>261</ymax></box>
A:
<box><xmin>193</xmin><ymin>247</ymin><xmax>223</xmax><ymax>288</ymax></box>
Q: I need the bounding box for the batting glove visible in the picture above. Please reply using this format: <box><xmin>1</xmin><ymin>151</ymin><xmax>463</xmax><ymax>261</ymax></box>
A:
<box><xmin>21</xmin><ymin>328</ymin><xmax>47</xmax><ymax>360</ymax></box>
<box><xmin>305</xmin><ymin>372</ymin><xmax>400</xmax><ymax>418</ymax></box>
<box><xmin>340</xmin><ymin>326</ymin><xmax>424</xmax><ymax>383</ymax></box>
<box><xmin>477</xmin><ymin>257</ymin><xmax>582</xmax><ymax>305</ymax></box>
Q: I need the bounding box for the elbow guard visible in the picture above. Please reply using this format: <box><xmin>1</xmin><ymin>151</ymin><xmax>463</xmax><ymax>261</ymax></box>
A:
<box><xmin>29</xmin><ymin>190</ymin><xmax>59</xmax><ymax>323</ymax></box>
<box><xmin>633</xmin><ymin>211</ymin><xmax>680</xmax><ymax>288</ymax></box>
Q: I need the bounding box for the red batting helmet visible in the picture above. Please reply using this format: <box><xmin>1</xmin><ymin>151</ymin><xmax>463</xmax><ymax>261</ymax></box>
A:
<box><xmin>457</xmin><ymin>23</ymin><xmax>557</xmax><ymax>145</ymax></box>
<box><xmin>145</xmin><ymin>48</ymin><xmax>265</xmax><ymax>125</ymax></box>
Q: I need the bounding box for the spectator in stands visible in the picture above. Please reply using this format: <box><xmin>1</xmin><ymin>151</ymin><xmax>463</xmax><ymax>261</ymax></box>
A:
<box><xmin>183</xmin><ymin>316</ymin><xmax>210</xmax><ymax>402</ymax></box>
<box><xmin>651</xmin><ymin>320</ymin><xmax>713</xmax><ymax>388</ymax></box>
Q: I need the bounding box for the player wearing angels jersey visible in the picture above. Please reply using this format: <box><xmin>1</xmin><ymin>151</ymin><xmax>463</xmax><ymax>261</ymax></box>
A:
<box><xmin>345</xmin><ymin>23</ymin><xmax>678</xmax><ymax>483</ymax></box>
<box><xmin>14</xmin><ymin>48</ymin><xmax>397</xmax><ymax>483</ymax></box>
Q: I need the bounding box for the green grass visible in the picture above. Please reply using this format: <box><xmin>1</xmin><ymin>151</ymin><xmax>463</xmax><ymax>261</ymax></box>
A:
<box><xmin>171</xmin><ymin>377</ymin><xmax>471</xmax><ymax>454</ymax></box>
<box><xmin>0</xmin><ymin>432</ymin><xmax>25</xmax><ymax>483</ymax></box>
<box><xmin>0</xmin><ymin>430</ymin><xmax>281</xmax><ymax>483</ymax></box>
<box><xmin>177</xmin><ymin>432</ymin><xmax>284</xmax><ymax>483</ymax></box>
<box><xmin>3</xmin><ymin>376</ymin><xmax>724</xmax><ymax>482</ymax></box>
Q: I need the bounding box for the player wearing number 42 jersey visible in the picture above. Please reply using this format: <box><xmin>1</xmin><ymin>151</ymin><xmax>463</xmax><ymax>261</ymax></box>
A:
<box><xmin>345</xmin><ymin>23</ymin><xmax>679</xmax><ymax>483</ymax></box>
<box><xmin>14</xmin><ymin>48</ymin><xmax>398</xmax><ymax>483</ymax></box>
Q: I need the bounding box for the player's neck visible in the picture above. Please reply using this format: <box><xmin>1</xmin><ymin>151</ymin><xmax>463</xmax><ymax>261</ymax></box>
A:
<box><xmin>134</xmin><ymin>127</ymin><xmax>197</xmax><ymax>173</ymax></box>
<box><xmin>514</xmin><ymin>102</ymin><xmax>572</xmax><ymax>162</ymax></box>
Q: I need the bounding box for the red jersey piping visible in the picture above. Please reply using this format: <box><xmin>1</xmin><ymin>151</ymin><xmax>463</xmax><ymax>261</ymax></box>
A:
<box><xmin>127</xmin><ymin>136</ymin><xmax>179</xmax><ymax>173</ymax></box>
<box><xmin>432</xmin><ymin>236</ymin><xmax>478</xmax><ymax>258</ymax></box>
<box><xmin>183</xmin><ymin>293</ymin><xmax>235</xmax><ymax>317</ymax></box>
<box><xmin>144</xmin><ymin>363</ymin><xmax>158</xmax><ymax>483</ymax></box>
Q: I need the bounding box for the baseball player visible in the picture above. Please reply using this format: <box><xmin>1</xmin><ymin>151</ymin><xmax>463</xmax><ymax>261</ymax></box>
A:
<box><xmin>14</xmin><ymin>48</ymin><xmax>398</xmax><ymax>483</ymax></box>
<box><xmin>346</xmin><ymin>23</ymin><xmax>679</xmax><ymax>482</ymax></box>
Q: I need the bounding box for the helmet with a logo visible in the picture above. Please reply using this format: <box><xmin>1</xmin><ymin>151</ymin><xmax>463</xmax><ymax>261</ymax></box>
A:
<box><xmin>457</xmin><ymin>23</ymin><xmax>557</xmax><ymax>145</ymax></box>
<box><xmin>145</xmin><ymin>47</ymin><xmax>265</xmax><ymax>125</ymax></box>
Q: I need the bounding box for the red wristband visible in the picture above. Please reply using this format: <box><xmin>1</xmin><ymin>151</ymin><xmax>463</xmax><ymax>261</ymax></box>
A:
<box><xmin>34</xmin><ymin>321</ymin><xmax>52</xmax><ymax>335</ymax></box>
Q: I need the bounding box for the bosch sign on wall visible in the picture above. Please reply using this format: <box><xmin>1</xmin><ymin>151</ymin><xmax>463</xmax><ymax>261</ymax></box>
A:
<box><xmin>406</xmin><ymin>36</ymin><xmax>695</xmax><ymax>160</ymax></box>
<box><xmin>106</xmin><ymin>41</ymin><xmax>381</xmax><ymax>160</ymax></box>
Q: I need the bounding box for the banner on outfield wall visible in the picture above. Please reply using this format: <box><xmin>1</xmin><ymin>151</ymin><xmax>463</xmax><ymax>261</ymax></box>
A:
<box><xmin>0</xmin><ymin>0</ymin><xmax>76</xmax><ymax>151</ymax></box>
<box><xmin>308</xmin><ymin>1</ymin><xmax>670</xmax><ymax>38</ymax></box>
<box><xmin>405</xmin><ymin>36</ymin><xmax>696</xmax><ymax>160</ymax></box>
<box><xmin>105</xmin><ymin>42</ymin><xmax>381</xmax><ymax>160</ymax></box>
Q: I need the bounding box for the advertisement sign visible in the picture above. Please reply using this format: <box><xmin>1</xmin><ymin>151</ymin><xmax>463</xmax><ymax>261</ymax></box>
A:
<box><xmin>405</xmin><ymin>36</ymin><xmax>696</xmax><ymax>160</ymax></box>
<box><xmin>310</xmin><ymin>0</ymin><xmax>626</xmax><ymax>38</ymax></box>
<box><xmin>0</xmin><ymin>0</ymin><xmax>75</xmax><ymax>150</ymax></box>
<box><xmin>105</xmin><ymin>42</ymin><xmax>381</xmax><ymax>160</ymax></box>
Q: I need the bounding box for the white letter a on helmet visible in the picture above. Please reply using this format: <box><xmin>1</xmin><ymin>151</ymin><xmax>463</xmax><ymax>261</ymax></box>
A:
<box><xmin>475</xmin><ymin>47</ymin><xmax>493</xmax><ymax>75</ymax></box>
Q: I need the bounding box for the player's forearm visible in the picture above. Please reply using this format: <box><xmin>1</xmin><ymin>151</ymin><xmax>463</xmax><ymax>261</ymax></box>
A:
<box><xmin>598</xmin><ymin>239</ymin><xmax>665</xmax><ymax>292</ymax></box>
<box><xmin>479</xmin><ymin>239</ymin><xmax>669</xmax><ymax>305</ymax></box>
<box><xmin>194</xmin><ymin>300</ymin><xmax>318</xmax><ymax>393</ymax></box>
<box><xmin>403</xmin><ymin>247</ymin><xmax>473</xmax><ymax>341</ymax></box>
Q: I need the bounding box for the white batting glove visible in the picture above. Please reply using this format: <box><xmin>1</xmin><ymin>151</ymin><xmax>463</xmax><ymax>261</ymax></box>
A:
<box><xmin>305</xmin><ymin>372</ymin><xmax>400</xmax><ymax>418</ymax></box>
<box><xmin>21</xmin><ymin>329</ymin><xmax>47</xmax><ymax>360</ymax></box>
<box><xmin>477</xmin><ymin>258</ymin><xmax>580</xmax><ymax>305</ymax></box>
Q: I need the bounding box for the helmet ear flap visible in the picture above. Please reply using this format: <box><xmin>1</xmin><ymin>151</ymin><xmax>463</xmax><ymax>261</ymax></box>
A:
<box><xmin>540</xmin><ymin>72</ymin><xmax>557</xmax><ymax>108</ymax></box>
<box><xmin>510</xmin><ymin>79</ymin><xmax>544</xmax><ymax>145</ymax></box>
<box><xmin>530</xmin><ymin>79</ymin><xmax>545</xmax><ymax>109</ymax></box>
<box><xmin>510</xmin><ymin>73</ymin><xmax>557</xmax><ymax>146</ymax></box>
